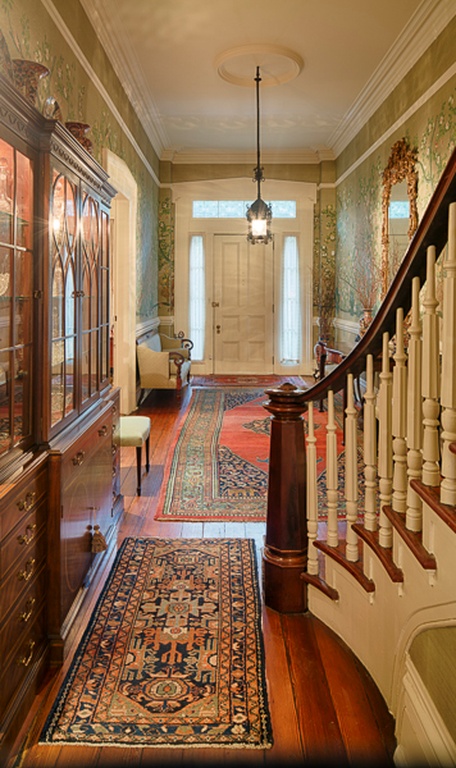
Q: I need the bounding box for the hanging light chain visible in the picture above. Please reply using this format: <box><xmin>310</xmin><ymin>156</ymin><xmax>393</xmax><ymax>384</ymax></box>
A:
<box><xmin>246</xmin><ymin>65</ymin><xmax>273</xmax><ymax>245</ymax></box>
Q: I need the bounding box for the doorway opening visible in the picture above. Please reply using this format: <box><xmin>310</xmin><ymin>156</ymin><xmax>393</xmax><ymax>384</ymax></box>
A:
<box><xmin>173</xmin><ymin>177</ymin><xmax>316</xmax><ymax>376</ymax></box>
<box><xmin>104</xmin><ymin>150</ymin><xmax>137</xmax><ymax>414</ymax></box>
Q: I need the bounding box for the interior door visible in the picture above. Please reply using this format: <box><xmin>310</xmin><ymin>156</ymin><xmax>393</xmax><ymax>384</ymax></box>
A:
<box><xmin>213</xmin><ymin>235</ymin><xmax>273</xmax><ymax>374</ymax></box>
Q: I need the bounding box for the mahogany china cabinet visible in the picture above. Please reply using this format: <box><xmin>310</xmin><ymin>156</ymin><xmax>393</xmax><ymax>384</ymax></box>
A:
<box><xmin>0</xmin><ymin>73</ymin><xmax>122</xmax><ymax>753</ymax></box>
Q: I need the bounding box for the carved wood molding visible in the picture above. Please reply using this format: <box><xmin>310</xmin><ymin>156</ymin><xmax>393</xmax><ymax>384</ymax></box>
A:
<box><xmin>381</xmin><ymin>137</ymin><xmax>419</xmax><ymax>299</ymax></box>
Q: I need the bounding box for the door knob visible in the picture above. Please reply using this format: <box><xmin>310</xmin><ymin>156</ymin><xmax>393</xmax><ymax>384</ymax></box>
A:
<box><xmin>216</xmin><ymin>324</ymin><xmax>221</xmax><ymax>334</ymax></box>
<box><xmin>212</xmin><ymin>301</ymin><xmax>219</xmax><ymax>307</ymax></box>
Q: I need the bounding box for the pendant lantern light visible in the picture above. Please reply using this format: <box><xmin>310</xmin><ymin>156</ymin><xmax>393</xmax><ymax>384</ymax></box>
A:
<box><xmin>246</xmin><ymin>66</ymin><xmax>272</xmax><ymax>244</ymax></box>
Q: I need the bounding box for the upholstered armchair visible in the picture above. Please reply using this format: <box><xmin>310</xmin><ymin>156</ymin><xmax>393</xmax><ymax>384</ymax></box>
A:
<box><xmin>136</xmin><ymin>330</ymin><xmax>193</xmax><ymax>405</ymax></box>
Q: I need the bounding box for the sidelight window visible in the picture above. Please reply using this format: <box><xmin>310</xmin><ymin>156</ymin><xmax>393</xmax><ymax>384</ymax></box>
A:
<box><xmin>189</xmin><ymin>235</ymin><xmax>205</xmax><ymax>360</ymax></box>
<box><xmin>281</xmin><ymin>235</ymin><xmax>301</xmax><ymax>364</ymax></box>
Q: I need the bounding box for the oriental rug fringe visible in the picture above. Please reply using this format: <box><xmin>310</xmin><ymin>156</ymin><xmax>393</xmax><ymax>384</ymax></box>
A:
<box><xmin>155</xmin><ymin>387</ymin><xmax>350</xmax><ymax>522</ymax></box>
<box><xmin>40</xmin><ymin>537</ymin><xmax>273</xmax><ymax>750</ymax></box>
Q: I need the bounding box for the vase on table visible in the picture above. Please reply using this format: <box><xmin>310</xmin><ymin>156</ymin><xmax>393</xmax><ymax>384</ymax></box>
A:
<box><xmin>12</xmin><ymin>59</ymin><xmax>49</xmax><ymax>105</ymax></box>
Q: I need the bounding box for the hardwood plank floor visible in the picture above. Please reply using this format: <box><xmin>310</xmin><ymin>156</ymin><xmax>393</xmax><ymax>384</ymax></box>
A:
<box><xmin>6</xmin><ymin>385</ymin><xmax>396</xmax><ymax>768</ymax></box>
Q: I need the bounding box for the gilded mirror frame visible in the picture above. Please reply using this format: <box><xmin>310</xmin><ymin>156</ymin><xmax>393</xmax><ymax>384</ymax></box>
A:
<box><xmin>381</xmin><ymin>137</ymin><xmax>418</xmax><ymax>298</ymax></box>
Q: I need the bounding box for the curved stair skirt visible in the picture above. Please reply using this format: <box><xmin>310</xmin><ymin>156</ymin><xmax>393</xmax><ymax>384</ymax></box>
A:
<box><xmin>306</xmin><ymin>486</ymin><xmax>456</xmax><ymax>767</ymax></box>
<box><xmin>394</xmin><ymin>657</ymin><xmax>456</xmax><ymax>767</ymax></box>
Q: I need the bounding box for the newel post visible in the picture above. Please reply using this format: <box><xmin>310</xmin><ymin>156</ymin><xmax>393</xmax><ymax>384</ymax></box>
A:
<box><xmin>262</xmin><ymin>383</ymin><xmax>308</xmax><ymax>613</ymax></box>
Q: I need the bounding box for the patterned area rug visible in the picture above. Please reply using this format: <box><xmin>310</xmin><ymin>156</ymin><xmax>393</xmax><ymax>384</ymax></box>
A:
<box><xmin>155</xmin><ymin>388</ymin><xmax>346</xmax><ymax>522</ymax></box>
<box><xmin>40</xmin><ymin>537</ymin><xmax>273</xmax><ymax>750</ymax></box>
<box><xmin>191</xmin><ymin>374</ymin><xmax>309</xmax><ymax>388</ymax></box>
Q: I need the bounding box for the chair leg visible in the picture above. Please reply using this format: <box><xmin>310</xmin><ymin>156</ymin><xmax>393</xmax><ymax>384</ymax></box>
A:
<box><xmin>145</xmin><ymin>435</ymin><xmax>150</xmax><ymax>473</ymax></box>
<box><xmin>138</xmin><ymin>388</ymin><xmax>148</xmax><ymax>407</ymax></box>
<box><xmin>135</xmin><ymin>445</ymin><xmax>142</xmax><ymax>496</ymax></box>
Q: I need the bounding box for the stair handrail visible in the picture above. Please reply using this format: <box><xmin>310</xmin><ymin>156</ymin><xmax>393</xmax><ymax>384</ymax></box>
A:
<box><xmin>302</xmin><ymin>146</ymin><xmax>456</xmax><ymax>403</ymax></box>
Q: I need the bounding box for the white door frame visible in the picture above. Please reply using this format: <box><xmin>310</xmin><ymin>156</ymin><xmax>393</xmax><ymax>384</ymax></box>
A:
<box><xmin>103</xmin><ymin>149</ymin><xmax>137</xmax><ymax>414</ymax></box>
<box><xmin>172</xmin><ymin>177</ymin><xmax>316</xmax><ymax>376</ymax></box>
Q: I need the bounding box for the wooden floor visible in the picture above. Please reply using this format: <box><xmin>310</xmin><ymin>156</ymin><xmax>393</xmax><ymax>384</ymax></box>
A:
<box><xmin>7</xmin><ymin>385</ymin><xmax>396</xmax><ymax>768</ymax></box>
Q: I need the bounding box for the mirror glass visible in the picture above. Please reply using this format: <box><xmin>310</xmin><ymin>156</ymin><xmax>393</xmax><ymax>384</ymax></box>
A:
<box><xmin>381</xmin><ymin>138</ymin><xmax>418</xmax><ymax>299</ymax></box>
<box><xmin>388</xmin><ymin>180</ymin><xmax>410</xmax><ymax>274</ymax></box>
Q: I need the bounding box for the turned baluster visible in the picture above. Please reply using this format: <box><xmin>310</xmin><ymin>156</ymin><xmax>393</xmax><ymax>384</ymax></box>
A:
<box><xmin>421</xmin><ymin>245</ymin><xmax>441</xmax><ymax>487</ymax></box>
<box><xmin>363</xmin><ymin>354</ymin><xmax>378</xmax><ymax>532</ymax></box>
<box><xmin>440</xmin><ymin>203</ymin><xmax>456</xmax><ymax>506</ymax></box>
<box><xmin>306</xmin><ymin>402</ymin><xmax>319</xmax><ymax>576</ymax></box>
<box><xmin>345</xmin><ymin>374</ymin><xmax>359</xmax><ymax>562</ymax></box>
<box><xmin>392</xmin><ymin>308</ymin><xmax>408</xmax><ymax>514</ymax></box>
<box><xmin>378</xmin><ymin>332</ymin><xmax>393</xmax><ymax>548</ymax></box>
<box><xmin>326</xmin><ymin>389</ymin><xmax>339</xmax><ymax>547</ymax></box>
<box><xmin>406</xmin><ymin>276</ymin><xmax>423</xmax><ymax>531</ymax></box>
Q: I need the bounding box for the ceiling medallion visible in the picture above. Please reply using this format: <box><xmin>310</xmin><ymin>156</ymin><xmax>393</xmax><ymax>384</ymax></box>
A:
<box><xmin>215</xmin><ymin>44</ymin><xmax>303</xmax><ymax>88</ymax></box>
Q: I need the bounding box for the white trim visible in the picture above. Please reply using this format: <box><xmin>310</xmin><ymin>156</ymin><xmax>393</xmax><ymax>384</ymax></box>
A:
<box><xmin>104</xmin><ymin>149</ymin><xmax>138</xmax><ymax>415</ymax></box>
<box><xmin>46</xmin><ymin>0</ymin><xmax>454</xmax><ymax>171</ymax></box>
<box><xmin>173</xmin><ymin>178</ymin><xmax>316</xmax><ymax>376</ymax></box>
<box><xmin>395</xmin><ymin>655</ymin><xmax>456</xmax><ymax>766</ymax></box>
<box><xmin>330</xmin><ymin>0</ymin><xmax>456</xmax><ymax>156</ymax></box>
<box><xmin>336</xmin><ymin>61</ymin><xmax>456</xmax><ymax>187</ymax></box>
<box><xmin>333</xmin><ymin>317</ymin><xmax>360</xmax><ymax>336</ymax></box>
<box><xmin>136</xmin><ymin>317</ymin><xmax>160</xmax><ymax>336</ymax></box>
<box><xmin>162</xmin><ymin>148</ymin><xmax>333</xmax><ymax>164</ymax></box>
<box><xmin>43</xmin><ymin>0</ymin><xmax>160</xmax><ymax>186</ymax></box>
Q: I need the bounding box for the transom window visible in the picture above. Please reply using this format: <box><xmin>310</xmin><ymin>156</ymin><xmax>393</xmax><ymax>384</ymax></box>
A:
<box><xmin>192</xmin><ymin>200</ymin><xmax>296</xmax><ymax>218</ymax></box>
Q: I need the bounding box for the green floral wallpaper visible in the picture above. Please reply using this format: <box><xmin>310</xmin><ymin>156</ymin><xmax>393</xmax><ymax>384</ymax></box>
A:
<box><xmin>336</xmin><ymin>84</ymin><xmax>455</xmax><ymax>333</ymax></box>
<box><xmin>0</xmin><ymin>0</ymin><xmax>159</xmax><ymax>325</ymax></box>
<box><xmin>158</xmin><ymin>189</ymin><xmax>174</xmax><ymax>315</ymax></box>
<box><xmin>313</xmin><ymin>201</ymin><xmax>336</xmax><ymax>344</ymax></box>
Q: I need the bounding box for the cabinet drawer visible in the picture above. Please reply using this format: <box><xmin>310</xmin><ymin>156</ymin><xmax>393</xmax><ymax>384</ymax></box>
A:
<box><xmin>0</xmin><ymin>605</ymin><xmax>46</xmax><ymax>717</ymax></box>
<box><xmin>60</xmin><ymin>412</ymin><xmax>112</xmax><ymax>490</ymax></box>
<box><xmin>0</xmin><ymin>498</ymin><xmax>46</xmax><ymax>581</ymax></box>
<box><xmin>0</xmin><ymin>565</ymin><xmax>46</xmax><ymax>669</ymax></box>
<box><xmin>0</xmin><ymin>463</ymin><xmax>47</xmax><ymax>542</ymax></box>
<box><xmin>0</xmin><ymin>529</ymin><xmax>46</xmax><ymax>617</ymax></box>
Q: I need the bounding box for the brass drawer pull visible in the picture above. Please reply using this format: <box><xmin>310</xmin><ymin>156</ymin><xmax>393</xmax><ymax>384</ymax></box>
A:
<box><xmin>18</xmin><ymin>558</ymin><xmax>35</xmax><ymax>582</ymax></box>
<box><xmin>17</xmin><ymin>523</ymin><xmax>37</xmax><ymax>546</ymax></box>
<box><xmin>18</xmin><ymin>597</ymin><xmax>36</xmax><ymax>623</ymax></box>
<box><xmin>17</xmin><ymin>640</ymin><xmax>35</xmax><ymax>667</ymax></box>
<box><xmin>16</xmin><ymin>492</ymin><xmax>36</xmax><ymax>512</ymax></box>
<box><xmin>98</xmin><ymin>425</ymin><xmax>108</xmax><ymax>437</ymax></box>
<box><xmin>72</xmin><ymin>450</ymin><xmax>85</xmax><ymax>466</ymax></box>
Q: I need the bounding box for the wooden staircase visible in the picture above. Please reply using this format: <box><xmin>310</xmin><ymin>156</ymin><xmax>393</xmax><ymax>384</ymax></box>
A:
<box><xmin>264</xmin><ymin>147</ymin><xmax>456</xmax><ymax>767</ymax></box>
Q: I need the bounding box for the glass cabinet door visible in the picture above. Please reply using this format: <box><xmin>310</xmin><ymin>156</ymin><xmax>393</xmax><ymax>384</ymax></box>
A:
<box><xmin>81</xmin><ymin>191</ymin><xmax>100</xmax><ymax>405</ymax></box>
<box><xmin>100</xmin><ymin>209</ymin><xmax>110</xmax><ymax>387</ymax></box>
<box><xmin>50</xmin><ymin>171</ymin><xmax>77</xmax><ymax>428</ymax></box>
<box><xmin>0</xmin><ymin>137</ymin><xmax>33</xmax><ymax>459</ymax></box>
<box><xmin>50</xmin><ymin>172</ymin><xmax>111</xmax><ymax>430</ymax></box>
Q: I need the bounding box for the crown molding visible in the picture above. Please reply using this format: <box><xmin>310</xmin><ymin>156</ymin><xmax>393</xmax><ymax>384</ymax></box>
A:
<box><xmin>43</xmin><ymin>0</ymin><xmax>160</xmax><ymax>185</ymax></box>
<box><xmin>48</xmin><ymin>0</ymin><xmax>454</xmax><ymax>169</ymax></box>
<box><xmin>78</xmin><ymin>0</ymin><xmax>167</xmax><ymax>155</ymax></box>
<box><xmin>161</xmin><ymin>148</ymin><xmax>334</xmax><ymax>164</ymax></box>
<box><xmin>330</xmin><ymin>0</ymin><xmax>455</xmax><ymax>156</ymax></box>
<box><xmin>336</xmin><ymin>61</ymin><xmax>456</xmax><ymax>187</ymax></box>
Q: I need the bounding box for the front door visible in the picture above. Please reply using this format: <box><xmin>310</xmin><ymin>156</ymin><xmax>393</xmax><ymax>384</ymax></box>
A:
<box><xmin>213</xmin><ymin>235</ymin><xmax>273</xmax><ymax>374</ymax></box>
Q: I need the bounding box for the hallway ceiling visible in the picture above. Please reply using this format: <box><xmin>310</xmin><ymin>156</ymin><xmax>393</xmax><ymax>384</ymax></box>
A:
<box><xmin>80</xmin><ymin>0</ymin><xmax>452</xmax><ymax>163</ymax></box>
